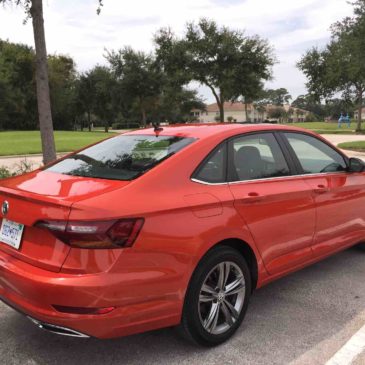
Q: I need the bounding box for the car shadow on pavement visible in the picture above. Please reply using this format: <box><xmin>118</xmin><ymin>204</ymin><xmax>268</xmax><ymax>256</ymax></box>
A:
<box><xmin>2</xmin><ymin>247</ymin><xmax>365</xmax><ymax>365</ymax></box>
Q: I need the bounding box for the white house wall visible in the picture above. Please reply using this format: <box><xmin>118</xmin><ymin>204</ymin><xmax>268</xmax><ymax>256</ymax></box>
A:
<box><xmin>197</xmin><ymin>110</ymin><xmax>267</xmax><ymax>123</ymax></box>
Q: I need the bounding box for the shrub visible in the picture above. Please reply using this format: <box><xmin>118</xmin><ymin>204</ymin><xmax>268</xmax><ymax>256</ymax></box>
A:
<box><xmin>112</xmin><ymin>122</ymin><xmax>140</xmax><ymax>129</ymax></box>
<box><xmin>0</xmin><ymin>159</ymin><xmax>34</xmax><ymax>180</ymax></box>
<box><xmin>0</xmin><ymin>166</ymin><xmax>13</xmax><ymax>179</ymax></box>
<box><xmin>14</xmin><ymin>160</ymin><xmax>34</xmax><ymax>175</ymax></box>
<box><xmin>305</xmin><ymin>113</ymin><xmax>319</xmax><ymax>122</ymax></box>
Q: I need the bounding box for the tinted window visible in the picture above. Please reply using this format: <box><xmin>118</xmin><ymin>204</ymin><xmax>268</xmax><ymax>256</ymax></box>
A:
<box><xmin>284</xmin><ymin>133</ymin><xmax>346</xmax><ymax>174</ymax></box>
<box><xmin>194</xmin><ymin>144</ymin><xmax>226</xmax><ymax>183</ymax></box>
<box><xmin>46</xmin><ymin>135</ymin><xmax>195</xmax><ymax>180</ymax></box>
<box><xmin>230</xmin><ymin>133</ymin><xmax>290</xmax><ymax>181</ymax></box>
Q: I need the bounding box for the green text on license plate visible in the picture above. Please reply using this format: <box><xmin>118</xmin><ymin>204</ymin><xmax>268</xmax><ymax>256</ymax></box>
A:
<box><xmin>0</xmin><ymin>218</ymin><xmax>24</xmax><ymax>250</ymax></box>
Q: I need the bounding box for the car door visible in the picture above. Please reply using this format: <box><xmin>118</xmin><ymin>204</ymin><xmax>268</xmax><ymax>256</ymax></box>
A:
<box><xmin>227</xmin><ymin>132</ymin><xmax>316</xmax><ymax>275</ymax></box>
<box><xmin>281</xmin><ymin>132</ymin><xmax>365</xmax><ymax>257</ymax></box>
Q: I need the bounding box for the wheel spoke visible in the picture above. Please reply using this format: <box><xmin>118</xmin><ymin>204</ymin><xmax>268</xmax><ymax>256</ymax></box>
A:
<box><xmin>225</xmin><ymin>276</ymin><xmax>245</xmax><ymax>296</ymax></box>
<box><xmin>223</xmin><ymin>299</ymin><xmax>239</xmax><ymax>320</ymax></box>
<box><xmin>221</xmin><ymin>301</ymin><xmax>234</xmax><ymax>326</ymax></box>
<box><xmin>199</xmin><ymin>293</ymin><xmax>215</xmax><ymax>303</ymax></box>
<box><xmin>201</xmin><ymin>283</ymin><xmax>216</xmax><ymax>295</ymax></box>
<box><xmin>204</xmin><ymin>302</ymin><xmax>220</xmax><ymax>333</ymax></box>
<box><xmin>217</xmin><ymin>262</ymin><xmax>230</xmax><ymax>290</ymax></box>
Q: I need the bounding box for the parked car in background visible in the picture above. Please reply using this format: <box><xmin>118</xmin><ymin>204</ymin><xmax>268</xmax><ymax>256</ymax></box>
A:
<box><xmin>0</xmin><ymin>123</ymin><xmax>364</xmax><ymax>346</ymax></box>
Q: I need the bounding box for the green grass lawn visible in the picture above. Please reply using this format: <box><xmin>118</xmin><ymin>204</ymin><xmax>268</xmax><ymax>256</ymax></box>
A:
<box><xmin>283</xmin><ymin>122</ymin><xmax>359</xmax><ymax>134</ymax></box>
<box><xmin>337</xmin><ymin>141</ymin><xmax>365</xmax><ymax>152</ymax></box>
<box><xmin>0</xmin><ymin>131</ymin><xmax>117</xmax><ymax>156</ymax></box>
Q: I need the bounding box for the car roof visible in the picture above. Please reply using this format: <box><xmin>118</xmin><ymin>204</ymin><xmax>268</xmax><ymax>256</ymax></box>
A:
<box><xmin>123</xmin><ymin>123</ymin><xmax>316</xmax><ymax>140</ymax></box>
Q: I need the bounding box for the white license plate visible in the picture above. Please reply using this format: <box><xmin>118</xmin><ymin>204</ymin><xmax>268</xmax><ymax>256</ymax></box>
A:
<box><xmin>0</xmin><ymin>218</ymin><xmax>24</xmax><ymax>250</ymax></box>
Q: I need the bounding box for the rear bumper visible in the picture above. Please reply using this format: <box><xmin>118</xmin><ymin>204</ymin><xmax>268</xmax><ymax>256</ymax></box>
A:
<box><xmin>0</xmin><ymin>249</ymin><xmax>182</xmax><ymax>338</ymax></box>
<box><xmin>0</xmin><ymin>298</ymin><xmax>90</xmax><ymax>338</ymax></box>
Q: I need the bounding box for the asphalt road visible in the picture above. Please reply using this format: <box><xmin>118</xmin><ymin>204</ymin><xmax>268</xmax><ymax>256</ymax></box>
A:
<box><xmin>1</xmin><ymin>246</ymin><xmax>365</xmax><ymax>365</ymax></box>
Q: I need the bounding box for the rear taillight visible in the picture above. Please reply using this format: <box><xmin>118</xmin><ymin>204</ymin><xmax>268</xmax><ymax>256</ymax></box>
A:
<box><xmin>35</xmin><ymin>218</ymin><xmax>144</xmax><ymax>249</ymax></box>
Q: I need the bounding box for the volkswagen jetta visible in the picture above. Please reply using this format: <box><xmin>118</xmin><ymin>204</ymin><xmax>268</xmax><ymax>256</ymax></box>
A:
<box><xmin>0</xmin><ymin>123</ymin><xmax>364</xmax><ymax>346</ymax></box>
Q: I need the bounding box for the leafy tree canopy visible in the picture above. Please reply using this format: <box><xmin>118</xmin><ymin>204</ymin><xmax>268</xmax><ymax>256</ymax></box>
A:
<box><xmin>298</xmin><ymin>0</ymin><xmax>365</xmax><ymax>130</ymax></box>
<box><xmin>155</xmin><ymin>18</ymin><xmax>274</xmax><ymax>122</ymax></box>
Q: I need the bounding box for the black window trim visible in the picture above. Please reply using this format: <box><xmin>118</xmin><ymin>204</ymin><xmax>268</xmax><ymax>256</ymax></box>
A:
<box><xmin>278</xmin><ymin>131</ymin><xmax>349</xmax><ymax>176</ymax></box>
<box><xmin>191</xmin><ymin>140</ymin><xmax>229</xmax><ymax>184</ymax></box>
<box><xmin>191</xmin><ymin>130</ymin><xmax>298</xmax><ymax>185</ymax></box>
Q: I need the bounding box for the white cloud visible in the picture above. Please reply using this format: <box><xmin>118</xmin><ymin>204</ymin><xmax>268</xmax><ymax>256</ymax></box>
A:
<box><xmin>0</xmin><ymin>0</ymin><xmax>354</xmax><ymax>102</ymax></box>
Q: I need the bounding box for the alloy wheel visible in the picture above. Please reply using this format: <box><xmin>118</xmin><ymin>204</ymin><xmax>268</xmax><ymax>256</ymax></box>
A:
<box><xmin>198</xmin><ymin>261</ymin><xmax>246</xmax><ymax>335</ymax></box>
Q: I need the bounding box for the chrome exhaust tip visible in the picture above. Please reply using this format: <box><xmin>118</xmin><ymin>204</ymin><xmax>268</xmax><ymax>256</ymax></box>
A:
<box><xmin>27</xmin><ymin>316</ymin><xmax>90</xmax><ymax>338</ymax></box>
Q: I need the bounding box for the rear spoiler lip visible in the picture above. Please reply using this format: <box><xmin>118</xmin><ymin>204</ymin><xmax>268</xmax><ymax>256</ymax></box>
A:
<box><xmin>0</xmin><ymin>186</ymin><xmax>73</xmax><ymax>209</ymax></box>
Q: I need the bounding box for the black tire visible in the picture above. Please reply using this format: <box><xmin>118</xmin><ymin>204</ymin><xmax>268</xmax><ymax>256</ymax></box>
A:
<box><xmin>179</xmin><ymin>246</ymin><xmax>251</xmax><ymax>347</ymax></box>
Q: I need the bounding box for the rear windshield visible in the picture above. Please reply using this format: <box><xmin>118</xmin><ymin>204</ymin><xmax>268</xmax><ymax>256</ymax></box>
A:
<box><xmin>46</xmin><ymin>135</ymin><xmax>196</xmax><ymax>180</ymax></box>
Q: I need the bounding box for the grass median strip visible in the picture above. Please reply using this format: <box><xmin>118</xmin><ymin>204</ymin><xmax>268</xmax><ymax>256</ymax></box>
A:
<box><xmin>0</xmin><ymin>131</ymin><xmax>117</xmax><ymax>156</ymax></box>
<box><xmin>283</xmin><ymin>122</ymin><xmax>361</xmax><ymax>134</ymax></box>
<box><xmin>338</xmin><ymin>141</ymin><xmax>365</xmax><ymax>152</ymax></box>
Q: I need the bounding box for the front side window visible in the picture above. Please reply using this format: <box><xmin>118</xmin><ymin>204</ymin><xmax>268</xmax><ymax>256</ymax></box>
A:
<box><xmin>229</xmin><ymin>133</ymin><xmax>290</xmax><ymax>181</ymax></box>
<box><xmin>46</xmin><ymin>135</ymin><xmax>196</xmax><ymax>180</ymax></box>
<box><xmin>284</xmin><ymin>133</ymin><xmax>347</xmax><ymax>174</ymax></box>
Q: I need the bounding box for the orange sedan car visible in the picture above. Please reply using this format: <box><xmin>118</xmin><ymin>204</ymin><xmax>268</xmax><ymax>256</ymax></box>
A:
<box><xmin>0</xmin><ymin>124</ymin><xmax>364</xmax><ymax>346</ymax></box>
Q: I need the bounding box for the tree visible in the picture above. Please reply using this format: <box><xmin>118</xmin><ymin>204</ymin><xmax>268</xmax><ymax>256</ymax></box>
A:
<box><xmin>0</xmin><ymin>0</ymin><xmax>103</xmax><ymax>163</ymax></box>
<box><xmin>296</xmin><ymin>109</ymin><xmax>304</xmax><ymax>122</ymax></box>
<box><xmin>106</xmin><ymin>47</ymin><xmax>163</xmax><ymax>127</ymax></box>
<box><xmin>151</xmin><ymin>86</ymin><xmax>205</xmax><ymax>123</ymax></box>
<box><xmin>0</xmin><ymin>39</ymin><xmax>80</xmax><ymax>131</ymax></box>
<box><xmin>268</xmin><ymin>106</ymin><xmax>286</xmax><ymax>122</ymax></box>
<box><xmin>0</xmin><ymin>0</ymin><xmax>56</xmax><ymax>162</ymax></box>
<box><xmin>262</xmin><ymin>88</ymin><xmax>292</xmax><ymax>106</ymax></box>
<box><xmin>88</xmin><ymin>66</ymin><xmax>117</xmax><ymax>132</ymax></box>
<box><xmin>298</xmin><ymin>0</ymin><xmax>365</xmax><ymax>131</ymax></box>
<box><xmin>292</xmin><ymin>94</ymin><xmax>327</xmax><ymax>120</ymax></box>
<box><xmin>0</xmin><ymin>39</ymin><xmax>37</xmax><ymax>130</ymax></box>
<box><xmin>254</xmin><ymin>102</ymin><xmax>266</xmax><ymax>122</ymax></box>
<box><xmin>287</xmin><ymin>107</ymin><xmax>295</xmax><ymax>122</ymax></box>
<box><xmin>48</xmin><ymin>55</ymin><xmax>77</xmax><ymax>130</ymax></box>
<box><xmin>155</xmin><ymin>18</ymin><xmax>274</xmax><ymax>122</ymax></box>
<box><xmin>75</xmin><ymin>71</ymin><xmax>96</xmax><ymax>131</ymax></box>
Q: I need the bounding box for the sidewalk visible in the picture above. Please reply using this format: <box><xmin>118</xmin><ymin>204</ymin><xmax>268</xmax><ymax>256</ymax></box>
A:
<box><xmin>0</xmin><ymin>153</ymin><xmax>67</xmax><ymax>172</ymax></box>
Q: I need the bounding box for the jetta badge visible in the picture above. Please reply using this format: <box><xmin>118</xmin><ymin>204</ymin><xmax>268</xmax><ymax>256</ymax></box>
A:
<box><xmin>2</xmin><ymin>201</ymin><xmax>9</xmax><ymax>216</ymax></box>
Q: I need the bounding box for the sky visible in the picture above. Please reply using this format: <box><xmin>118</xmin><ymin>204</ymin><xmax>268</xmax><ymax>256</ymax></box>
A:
<box><xmin>0</xmin><ymin>0</ymin><xmax>355</xmax><ymax>104</ymax></box>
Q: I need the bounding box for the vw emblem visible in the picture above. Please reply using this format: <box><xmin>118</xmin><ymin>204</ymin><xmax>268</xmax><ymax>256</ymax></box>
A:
<box><xmin>2</xmin><ymin>201</ymin><xmax>9</xmax><ymax>216</ymax></box>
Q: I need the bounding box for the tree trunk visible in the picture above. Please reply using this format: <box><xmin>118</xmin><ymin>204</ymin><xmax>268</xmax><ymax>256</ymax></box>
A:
<box><xmin>244</xmin><ymin>102</ymin><xmax>249</xmax><ymax>122</ymax></box>
<box><xmin>141</xmin><ymin>107</ymin><xmax>147</xmax><ymax>127</ymax></box>
<box><xmin>206</xmin><ymin>84</ymin><xmax>224</xmax><ymax>122</ymax></box>
<box><xmin>30</xmin><ymin>0</ymin><xmax>56</xmax><ymax>164</ymax></box>
<box><xmin>356</xmin><ymin>89</ymin><xmax>363</xmax><ymax>132</ymax></box>
<box><xmin>218</xmin><ymin>102</ymin><xmax>224</xmax><ymax>123</ymax></box>
<box><xmin>87</xmin><ymin>110</ymin><xmax>91</xmax><ymax>132</ymax></box>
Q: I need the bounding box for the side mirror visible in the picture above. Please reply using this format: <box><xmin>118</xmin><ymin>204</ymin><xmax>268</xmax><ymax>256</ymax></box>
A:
<box><xmin>348</xmin><ymin>157</ymin><xmax>365</xmax><ymax>172</ymax></box>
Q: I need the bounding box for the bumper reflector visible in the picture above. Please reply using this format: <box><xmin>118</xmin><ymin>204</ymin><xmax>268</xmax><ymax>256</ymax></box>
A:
<box><xmin>52</xmin><ymin>305</ymin><xmax>116</xmax><ymax>315</ymax></box>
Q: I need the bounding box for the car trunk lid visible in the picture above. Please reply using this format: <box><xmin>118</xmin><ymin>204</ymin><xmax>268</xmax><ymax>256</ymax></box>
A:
<box><xmin>0</xmin><ymin>170</ymin><xmax>130</xmax><ymax>272</ymax></box>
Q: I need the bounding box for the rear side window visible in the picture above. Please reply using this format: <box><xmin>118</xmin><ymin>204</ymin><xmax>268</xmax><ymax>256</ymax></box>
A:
<box><xmin>46</xmin><ymin>135</ymin><xmax>196</xmax><ymax>180</ymax></box>
<box><xmin>194</xmin><ymin>143</ymin><xmax>227</xmax><ymax>183</ymax></box>
<box><xmin>284</xmin><ymin>133</ymin><xmax>346</xmax><ymax>174</ymax></box>
<box><xmin>229</xmin><ymin>133</ymin><xmax>290</xmax><ymax>182</ymax></box>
